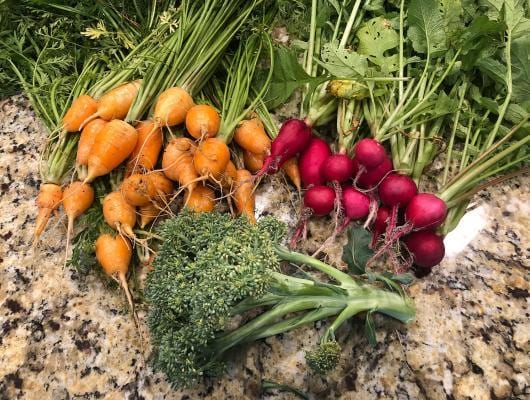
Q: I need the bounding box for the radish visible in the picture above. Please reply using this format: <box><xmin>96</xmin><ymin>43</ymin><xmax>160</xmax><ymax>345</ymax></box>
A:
<box><xmin>340</xmin><ymin>186</ymin><xmax>370</xmax><ymax>231</ymax></box>
<box><xmin>257</xmin><ymin>119</ymin><xmax>312</xmax><ymax>176</ymax></box>
<box><xmin>403</xmin><ymin>231</ymin><xmax>445</xmax><ymax>268</ymax></box>
<box><xmin>371</xmin><ymin>206</ymin><xmax>390</xmax><ymax>248</ymax></box>
<box><xmin>378</xmin><ymin>173</ymin><xmax>418</xmax><ymax>239</ymax></box>
<box><xmin>379</xmin><ymin>174</ymin><xmax>418</xmax><ymax>207</ymax></box>
<box><xmin>354</xmin><ymin>138</ymin><xmax>387</xmax><ymax>168</ymax></box>
<box><xmin>323</xmin><ymin>154</ymin><xmax>355</xmax><ymax>183</ymax></box>
<box><xmin>355</xmin><ymin>157</ymin><xmax>393</xmax><ymax>188</ymax></box>
<box><xmin>303</xmin><ymin>185</ymin><xmax>335</xmax><ymax>216</ymax></box>
<box><xmin>299</xmin><ymin>137</ymin><xmax>331</xmax><ymax>187</ymax></box>
<box><xmin>290</xmin><ymin>185</ymin><xmax>335</xmax><ymax>247</ymax></box>
<box><xmin>405</xmin><ymin>193</ymin><xmax>447</xmax><ymax>230</ymax></box>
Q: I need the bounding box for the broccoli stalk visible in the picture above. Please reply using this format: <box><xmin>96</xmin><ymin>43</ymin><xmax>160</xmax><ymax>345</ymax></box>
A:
<box><xmin>145</xmin><ymin>212</ymin><xmax>415</xmax><ymax>388</ymax></box>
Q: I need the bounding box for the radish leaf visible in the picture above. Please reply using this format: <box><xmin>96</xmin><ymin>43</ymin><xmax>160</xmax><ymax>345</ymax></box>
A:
<box><xmin>319</xmin><ymin>41</ymin><xmax>368</xmax><ymax>78</ymax></box>
<box><xmin>342</xmin><ymin>225</ymin><xmax>373</xmax><ymax>275</ymax></box>
<box><xmin>357</xmin><ymin>16</ymin><xmax>399</xmax><ymax>73</ymax></box>
<box><xmin>407</xmin><ymin>0</ymin><xmax>447</xmax><ymax>56</ymax></box>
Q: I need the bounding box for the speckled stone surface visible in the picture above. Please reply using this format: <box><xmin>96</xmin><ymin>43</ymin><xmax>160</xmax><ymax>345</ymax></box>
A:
<box><xmin>0</xmin><ymin>95</ymin><xmax>528</xmax><ymax>400</ymax></box>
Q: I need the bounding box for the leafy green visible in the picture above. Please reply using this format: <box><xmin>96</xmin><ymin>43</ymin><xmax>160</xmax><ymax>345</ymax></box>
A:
<box><xmin>341</xmin><ymin>225</ymin><xmax>373</xmax><ymax>275</ymax></box>
<box><xmin>357</xmin><ymin>16</ymin><xmax>400</xmax><ymax>72</ymax></box>
<box><xmin>319</xmin><ymin>41</ymin><xmax>368</xmax><ymax>77</ymax></box>
<box><xmin>407</xmin><ymin>0</ymin><xmax>447</xmax><ymax>56</ymax></box>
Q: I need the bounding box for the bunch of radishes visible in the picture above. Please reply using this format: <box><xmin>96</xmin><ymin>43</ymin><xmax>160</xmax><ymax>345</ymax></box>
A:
<box><xmin>259</xmin><ymin>119</ymin><xmax>448</xmax><ymax>271</ymax></box>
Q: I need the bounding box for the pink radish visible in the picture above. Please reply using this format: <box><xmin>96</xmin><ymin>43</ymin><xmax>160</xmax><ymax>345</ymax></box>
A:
<box><xmin>379</xmin><ymin>174</ymin><xmax>418</xmax><ymax>207</ymax></box>
<box><xmin>290</xmin><ymin>185</ymin><xmax>335</xmax><ymax>247</ymax></box>
<box><xmin>303</xmin><ymin>185</ymin><xmax>335</xmax><ymax>216</ymax></box>
<box><xmin>403</xmin><ymin>231</ymin><xmax>445</xmax><ymax>268</ymax></box>
<box><xmin>299</xmin><ymin>138</ymin><xmax>331</xmax><ymax>187</ymax></box>
<box><xmin>354</xmin><ymin>138</ymin><xmax>387</xmax><ymax>168</ymax></box>
<box><xmin>339</xmin><ymin>186</ymin><xmax>370</xmax><ymax>232</ymax></box>
<box><xmin>405</xmin><ymin>193</ymin><xmax>447</xmax><ymax>230</ymax></box>
<box><xmin>323</xmin><ymin>154</ymin><xmax>355</xmax><ymax>183</ymax></box>
<box><xmin>371</xmin><ymin>206</ymin><xmax>390</xmax><ymax>248</ymax></box>
<box><xmin>257</xmin><ymin>119</ymin><xmax>312</xmax><ymax>176</ymax></box>
<box><xmin>355</xmin><ymin>157</ymin><xmax>393</xmax><ymax>188</ymax></box>
<box><xmin>378</xmin><ymin>173</ymin><xmax>418</xmax><ymax>241</ymax></box>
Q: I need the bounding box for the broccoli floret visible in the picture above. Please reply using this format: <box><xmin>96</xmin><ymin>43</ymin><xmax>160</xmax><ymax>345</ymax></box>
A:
<box><xmin>305</xmin><ymin>340</ymin><xmax>342</xmax><ymax>374</ymax></box>
<box><xmin>145</xmin><ymin>211</ymin><xmax>415</xmax><ymax>388</ymax></box>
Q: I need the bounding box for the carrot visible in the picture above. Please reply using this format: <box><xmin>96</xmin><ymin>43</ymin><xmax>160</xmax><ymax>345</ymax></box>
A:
<box><xmin>185</xmin><ymin>104</ymin><xmax>220</xmax><ymax>139</ymax></box>
<box><xmin>243</xmin><ymin>150</ymin><xmax>265</xmax><ymax>173</ymax></box>
<box><xmin>95</xmin><ymin>234</ymin><xmax>136</xmax><ymax>321</ymax></box>
<box><xmin>221</xmin><ymin>160</ymin><xmax>238</xmax><ymax>190</ymax></box>
<box><xmin>139</xmin><ymin>202</ymin><xmax>161</xmax><ymax>228</ymax></box>
<box><xmin>121</xmin><ymin>174</ymin><xmax>156</xmax><ymax>207</ymax></box>
<box><xmin>193</xmin><ymin>138</ymin><xmax>231</xmax><ymax>181</ymax></box>
<box><xmin>234</xmin><ymin>117</ymin><xmax>271</xmax><ymax>155</ymax></box>
<box><xmin>62</xmin><ymin>95</ymin><xmax>98</xmax><ymax>133</ymax></box>
<box><xmin>149</xmin><ymin>171</ymin><xmax>173</xmax><ymax>200</ymax></box>
<box><xmin>281</xmin><ymin>157</ymin><xmax>302</xmax><ymax>191</ymax></box>
<box><xmin>62</xmin><ymin>181</ymin><xmax>94</xmax><ymax>266</ymax></box>
<box><xmin>233</xmin><ymin>169</ymin><xmax>256</xmax><ymax>223</ymax></box>
<box><xmin>34</xmin><ymin>183</ymin><xmax>63</xmax><ymax>244</ymax></box>
<box><xmin>81</xmin><ymin>80</ymin><xmax>141</xmax><ymax>127</ymax></box>
<box><xmin>103</xmin><ymin>191</ymin><xmax>136</xmax><ymax>237</ymax></box>
<box><xmin>153</xmin><ymin>87</ymin><xmax>194</xmax><ymax>127</ymax></box>
<box><xmin>161</xmin><ymin>137</ymin><xmax>199</xmax><ymax>192</ymax></box>
<box><xmin>127</xmin><ymin>121</ymin><xmax>163</xmax><ymax>173</ymax></box>
<box><xmin>76</xmin><ymin>119</ymin><xmax>107</xmax><ymax>180</ymax></box>
<box><xmin>184</xmin><ymin>185</ymin><xmax>216</xmax><ymax>213</ymax></box>
<box><xmin>85</xmin><ymin>120</ymin><xmax>138</xmax><ymax>183</ymax></box>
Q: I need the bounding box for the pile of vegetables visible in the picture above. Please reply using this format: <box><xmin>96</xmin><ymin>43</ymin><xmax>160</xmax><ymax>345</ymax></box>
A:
<box><xmin>2</xmin><ymin>0</ymin><xmax>528</xmax><ymax>392</ymax></box>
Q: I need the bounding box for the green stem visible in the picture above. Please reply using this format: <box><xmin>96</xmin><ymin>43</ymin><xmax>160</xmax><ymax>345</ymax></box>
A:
<box><xmin>339</xmin><ymin>0</ymin><xmax>362</xmax><ymax>49</ymax></box>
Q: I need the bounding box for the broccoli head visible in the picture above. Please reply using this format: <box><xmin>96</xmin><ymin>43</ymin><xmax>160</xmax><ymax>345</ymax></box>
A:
<box><xmin>305</xmin><ymin>340</ymin><xmax>342</xmax><ymax>374</ymax></box>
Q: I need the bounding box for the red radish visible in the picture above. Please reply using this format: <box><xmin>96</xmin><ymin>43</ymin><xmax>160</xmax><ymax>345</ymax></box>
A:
<box><xmin>291</xmin><ymin>185</ymin><xmax>335</xmax><ymax>247</ymax></box>
<box><xmin>323</xmin><ymin>154</ymin><xmax>354</xmax><ymax>183</ymax></box>
<box><xmin>304</xmin><ymin>185</ymin><xmax>335</xmax><ymax>216</ymax></box>
<box><xmin>299</xmin><ymin>138</ymin><xmax>331</xmax><ymax>187</ymax></box>
<box><xmin>355</xmin><ymin>157</ymin><xmax>393</xmax><ymax>188</ymax></box>
<box><xmin>405</xmin><ymin>193</ymin><xmax>447</xmax><ymax>230</ymax></box>
<box><xmin>354</xmin><ymin>138</ymin><xmax>387</xmax><ymax>168</ymax></box>
<box><xmin>379</xmin><ymin>174</ymin><xmax>418</xmax><ymax>207</ymax></box>
<box><xmin>256</xmin><ymin>119</ymin><xmax>312</xmax><ymax>176</ymax></box>
<box><xmin>403</xmin><ymin>231</ymin><xmax>445</xmax><ymax>268</ymax></box>
<box><xmin>341</xmin><ymin>187</ymin><xmax>370</xmax><ymax>230</ymax></box>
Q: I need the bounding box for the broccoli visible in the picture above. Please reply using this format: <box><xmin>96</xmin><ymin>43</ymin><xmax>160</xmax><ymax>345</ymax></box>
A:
<box><xmin>145</xmin><ymin>211</ymin><xmax>415</xmax><ymax>388</ymax></box>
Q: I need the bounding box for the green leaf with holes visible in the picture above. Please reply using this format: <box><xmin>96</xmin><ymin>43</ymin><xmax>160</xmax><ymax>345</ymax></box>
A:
<box><xmin>357</xmin><ymin>16</ymin><xmax>399</xmax><ymax>73</ymax></box>
<box><xmin>319</xmin><ymin>41</ymin><xmax>368</xmax><ymax>78</ymax></box>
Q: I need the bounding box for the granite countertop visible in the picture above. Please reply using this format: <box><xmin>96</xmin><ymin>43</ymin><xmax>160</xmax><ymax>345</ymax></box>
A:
<box><xmin>0</xmin><ymin>95</ymin><xmax>528</xmax><ymax>400</ymax></box>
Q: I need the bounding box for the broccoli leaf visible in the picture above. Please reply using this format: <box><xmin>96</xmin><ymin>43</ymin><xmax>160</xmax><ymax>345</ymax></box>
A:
<box><xmin>357</xmin><ymin>16</ymin><xmax>399</xmax><ymax>73</ymax></box>
<box><xmin>262</xmin><ymin>46</ymin><xmax>325</xmax><ymax>109</ymax></box>
<box><xmin>407</xmin><ymin>0</ymin><xmax>447</xmax><ymax>56</ymax></box>
<box><xmin>342</xmin><ymin>225</ymin><xmax>373</xmax><ymax>275</ymax></box>
<box><xmin>319</xmin><ymin>41</ymin><xmax>368</xmax><ymax>77</ymax></box>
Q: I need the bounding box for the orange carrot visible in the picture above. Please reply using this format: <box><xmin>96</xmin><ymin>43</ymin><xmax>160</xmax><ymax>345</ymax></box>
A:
<box><xmin>185</xmin><ymin>104</ymin><xmax>220</xmax><ymax>139</ymax></box>
<box><xmin>103</xmin><ymin>191</ymin><xmax>136</xmax><ymax>237</ymax></box>
<box><xmin>95</xmin><ymin>234</ymin><xmax>136</xmax><ymax>319</ymax></box>
<box><xmin>34</xmin><ymin>183</ymin><xmax>63</xmax><ymax>244</ymax></box>
<box><xmin>62</xmin><ymin>181</ymin><xmax>94</xmax><ymax>266</ymax></box>
<box><xmin>161</xmin><ymin>137</ymin><xmax>199</xmax><ymax>192</ymax></box>
<box><xmin>234</xmin><ymin>117</ymin><xmax>271</xmax><ymax>155</ymax></box>
<box><xmin>243</xmin><ymin>150</ymin><xmax>265</xmax><ymax>173</ymax></box>
<box><xmin>148</xmin><ymin>171</ymin><xmax>173</xmax><ymax>200</ymax></box>
<box><xmin>221</xmin><ymin>160</ymin><xmax>238</xmax><ymax>190</ymax></box>
<box><xmin>127</xmin><ymin>120</ymin><xmax>163</xmax><ymax>173</ymax></box>
<box><xmin>62</xmin><ymin>95</ymin><xmax>98</xmax><ymax>133</ymax></box>
<box><xmin>233</xmin><ymin>169</ymin><xmax>256</xmax><ymax>223</ymax></box>
<box><xmin>281</xmin><ymin>157</ymin><xmax>302</xmax><ymax>191</ymax></box>
<box><xmin>85</xmin><ymin>120</ymin><xmax>138</xmax><ymax>183</ymax></box>
<box><xmin>153</xmin><ymin>87</ymin><xmax>194</xmax><ymax>127</ymax></box>
<box><xmin>121</xmin><ymin>174</ymin><xmax>156</xmax><ymax>207</ymax></box>
<box><xmin>139</xmin><ymin>202</ymin><xmax>161</xmax><ymax>228</ymax></box>
<box><xmin>81</xmin><ymin>80</ymin><xmax>141</xmax><ymax>127</ymax></box>
<box><xmin>184</xmin><ymin>185</ymin><xmax>216</xmax><ymax>213</ymax></box>
<box><xmin>193</xmin><ymin>138</ymin><xmax>230</xmax><ymax>180</ymax></box>
<box><xmin>76</xmin><ymin>119</ymin><xmax>107</xmax><ymax>180</ymax></box>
